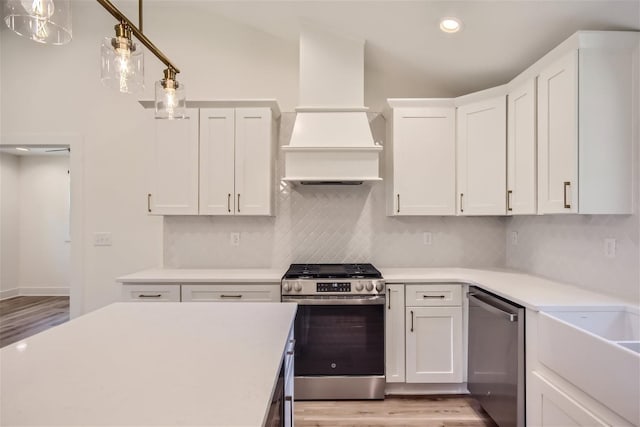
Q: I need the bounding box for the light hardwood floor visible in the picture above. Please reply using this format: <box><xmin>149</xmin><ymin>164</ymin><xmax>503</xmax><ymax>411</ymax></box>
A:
<box><xmin>0</xmin><ymin>297</ymin><xmax>497</xmax><ymax>427</ymax></box>
<box><xmin>0</xmin><ymin>296</ymin><xmax>69</xmax><ymax>348</ymax></box>
<box><xmin>295</xmin><ymin>396</ymin><xmax>497</xmax><ymax>427</ymax></box>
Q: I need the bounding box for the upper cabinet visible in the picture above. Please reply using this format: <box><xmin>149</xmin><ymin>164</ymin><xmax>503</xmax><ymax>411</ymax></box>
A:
<box><xmin>200</xmin><ymin>108</ymin><xmax>276</xmax><ymax>216</ymax></box>
<box><xmin>537</xmin><ymin>35</ymin><xmax>636</xmax><ymax>214</ymax></box>
<box><xmin>385</xmin><ymin>100</ymin><xmax>456</xmax><ymax>216</ymax></box>
<box><xmin>149</xmin><ymin>108</ymin><xmax>200</xmax><ymax>215</ymax></box>
<box><xmin>147</xmin><ymin>101</ymin><xmax>279</xmax><ymax>216</ymax></box>
<box><xmin>456</xmin><ymin>91</ymin><xmax>507</xmax><ymax>216</ymax></box>
<box><xmin>507</xmin><ymin>78</ymin><xmax>537</xmax><ymax>215</ymax></box>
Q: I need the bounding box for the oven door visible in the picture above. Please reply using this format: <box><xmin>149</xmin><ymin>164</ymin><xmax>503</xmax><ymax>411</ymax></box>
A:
<box><xmin>282</xmin><ymin>295</ymin><xmax>385</xmax><ymax>399</ymax></box>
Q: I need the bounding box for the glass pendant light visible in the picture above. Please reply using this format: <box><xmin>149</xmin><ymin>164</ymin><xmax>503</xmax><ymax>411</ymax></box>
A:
<box><xmin>155</xmin><ymin>68</ymin><xmax>186</xmax><ymax>119</ymax></box>
<box><xmin>100</xmin><ymin>22</ymin><xmax>144</xmax><ymax>94</ymax></box>
<box><xmin>3</xmin><ymin>0</ymin><xmax>72</xmax><ymax>44</ymax></box>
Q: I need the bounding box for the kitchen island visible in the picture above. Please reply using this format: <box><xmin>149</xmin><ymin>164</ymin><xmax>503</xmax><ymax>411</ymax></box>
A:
<box><xmin>0</xmin><ymin>302</ymin><xmax>297</xmax><ymax>426</ymax></box>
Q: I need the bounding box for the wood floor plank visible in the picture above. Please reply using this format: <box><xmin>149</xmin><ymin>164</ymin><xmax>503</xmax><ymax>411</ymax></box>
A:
<box><xmin>0</xmin><ymin>296</ymin><xmax>69</xmax><ymax>348</ymax></box>
<box><xmin>295</xmin><ymin>396</ymin><xmax>497</xmax><ymax>427</ymax></box>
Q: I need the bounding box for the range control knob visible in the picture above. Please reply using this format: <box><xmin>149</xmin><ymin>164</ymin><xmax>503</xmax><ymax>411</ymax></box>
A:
<box><xmin>365</xmin><ymin>283</ymin><xmax>374</xmax><ymax>292</ymax></box>
<box><xmin>282</xmin><ymin>282</ymin><xmax>292</xmax><ymax>292</ymax></box>
<box><xmin>294</xmin><ymin>282</ymin><xmax>303</xmax><ymax>292</ymax></box>
<box><xmin>376</xmin><ymin>282</ymin><xmax>384</xmax><ymax>292</ymax></box>
<box><xmin>355</xmin><ymin>282</ymin><xmax>364</xmax><ymax>292</ymax></box>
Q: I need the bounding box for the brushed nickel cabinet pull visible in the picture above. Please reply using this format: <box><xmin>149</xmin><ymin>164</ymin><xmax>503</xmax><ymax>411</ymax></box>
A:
<box><xmin>397</xmin><ymin>194</ymin><xmax>400</xmax><ymax>213</ymax></box>
<box><xmin>563</xmin><ymin>182</ymin><xmax>571</xmax><ymax>209</ymax></box>
<box><xmin>138</xmin><ymin>294</ymin><xmax>161</xmax><ymax>298</ymax></box>
<box><xmin>220</xmin><ymin>294</ymin><xmax>243</xmax><ymax>299</ymax></box>
<box><xmin>387</xmin><ymin>288</ymin><xmax>391</xmax><ymax>310</ymax></box>
<box><xmin>410</xmin><ymin>310</ymin><xmax>414</xmax><ymax>332</ymax></box>
<box><xmin>460</xmin><ymin>193</ymin><xmax>464</xmax><ymax>213</ymax></box>
<box><xmin>423</xmin><ymin>295</ymin><xmax>446</xmax><ymax>299</ymax></box>
<box><xmin>237</xmin><ymin>194</ymin><xmax>241</xmax><ymax>213</ymax></box>
<box><xmin>507</xmin><ymin>190</ymin><xmax>513</xmax><ymax>211</ymax></box>
<box><xmin>147</xmin><ymin>193</ymin><xmax>152</xmax><ymax>213</ymax></box>
<box><xmin>227</xmin><ymin>193</ymin><xmax>231</xmax><ymax>213</ymax></box>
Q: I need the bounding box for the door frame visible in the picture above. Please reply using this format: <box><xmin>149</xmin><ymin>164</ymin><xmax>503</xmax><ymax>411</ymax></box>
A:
<box><xmin>1</xmin><ymin>133</ymin><xmax>85</xmax><ymax>318</ymax></box>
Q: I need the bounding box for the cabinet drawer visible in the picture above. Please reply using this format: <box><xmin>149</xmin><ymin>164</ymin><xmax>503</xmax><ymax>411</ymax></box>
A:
<box><xmin>405</xmin><ymin>284</ymin><xmax>461</xmax><ymax>307</ymax></box>
<box><xmin>122</xmin><ymin>284</ymin><xmax>181</xmax><ymax>302</ymax></box>
<box><xmin>181</xmin><ymin>284</ymin><xmax>280</xmax><ymax>302</ymax></box>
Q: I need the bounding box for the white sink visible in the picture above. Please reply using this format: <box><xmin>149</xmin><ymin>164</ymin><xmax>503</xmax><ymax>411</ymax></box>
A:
<box><xmin>547</xmin><ymin>307</ymin><xmax>639</xmax><ymax>342</ymax></box>
<box><xmin>539</xmin><ymin>306</ymin><xmax>640</xmax><ymax>425</ymax></box>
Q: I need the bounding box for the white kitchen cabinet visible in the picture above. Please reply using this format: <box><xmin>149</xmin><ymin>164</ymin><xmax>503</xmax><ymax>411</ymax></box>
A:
<box><xmin>385</xmin><ymin>284</ymin><xmax>405</xmax><ymax>383</ymax></box>
<box><xmin>148</xmin><ymin>109</ymin><xmax>200</xmax><ymax>215</ymax></box>
<box><xmin>537</xmin><ymin>39</ymin><xmax>636</xmax><ymax>214</ymax></box>
<box><xmin>121</xmin><ymin>284</ymin><xmax>181</xmax><ymax>302</ymax></box>
<box><xmin>385</xmin><ymin>100</ymin><xmax>456</xmax><ymax>215</ymax></box>
<box><xmin>507</xmin><ymin>78</ymin><xmax>537</xmax><ymax>215</ymax></box>
<box><xmin>181</xmin><ymin>283</ymin><xmax>281</xmax><ymax>302</ymax></box>
<box><xmin>405</xmin><ymin>306</ymin><xmax>463</xmax><ymax>383</ymax></box>
<box><xmin>148</xmin><ymin>102</ymin><xmax>278</xmax><ymax>216</ymax></box>
<box><xmin>456</xmin><ymin>94</ymin><xmax>507</xmax><ymax>215</ymax></box>
<box><xmin>405</xmin><ymin>284</ymin><xmax>463</xmax><ymax>383</ymax></box>
<box><xmin>531</xmin><ymin>372</ymin><xmax>610</xmax><ymax>427</ymax></box>
<box><xmin>200</xmin><ymin>108</ymin><xmax>276</xmax><ymax>216</ymax></box>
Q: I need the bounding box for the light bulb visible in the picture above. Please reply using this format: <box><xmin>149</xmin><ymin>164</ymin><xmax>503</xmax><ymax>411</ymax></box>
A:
<box><xmin>20</xmin><ymin>0</ymin><xmax>54</xmax><ymax>18</ymax></box>
<box><xmin>165</xmin><ymin>87</ymin><xmax>177</xmax><ymax>117</ymax></box>
<box><xmin>115</xmin><ymin>44</ymin><xmax>131</xmax><ymax>93</ymax></box>
<box><xmin>20</xmin><ymin>0</ymin><xmax>54</xmax><ymax>40</ymax></box>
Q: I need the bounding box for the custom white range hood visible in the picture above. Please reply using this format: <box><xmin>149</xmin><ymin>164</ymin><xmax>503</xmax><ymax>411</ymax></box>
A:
<box><xmin>281</xmin><ymin>27</ymin><xmax>382</xmax><ymax>185</ymax></box>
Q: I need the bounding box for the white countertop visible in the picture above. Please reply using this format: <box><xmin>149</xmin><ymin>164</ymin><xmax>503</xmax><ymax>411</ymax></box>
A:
<box><xmin>116</xmin><ymin>267</ymin><xmax>635</xmax><ymax>310</ymax></box>
<box><xmin>117</xmin><ymin>268</ymin><xmax>284</xmax><ymax>283</ymax></box>
<box><xmin>380</xmin><ymin>267</ymin><xmax>633</xmax><ymax>310</ymax></box>
<box><xmin>0</xmin><ymin>302</ymin><xmax>297</xmax><ymax>426</ymax></box>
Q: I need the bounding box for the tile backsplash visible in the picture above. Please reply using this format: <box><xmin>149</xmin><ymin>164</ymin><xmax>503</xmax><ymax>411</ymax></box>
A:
<box><xmin>506</xmin><ymin>214</ymin><xmax>639</xmax><ymax>303</ymax></box>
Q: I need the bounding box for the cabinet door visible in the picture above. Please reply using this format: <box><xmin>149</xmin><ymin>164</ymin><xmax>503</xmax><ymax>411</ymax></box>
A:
<box><xmin>507</xmin><ymin>78</ymin><xmax>537</xmax><ymax>215</ymax></box>
<box><xmin>406</xmin><ymin>306</ymin><xmax>463</xmax><ymax>383</ymax></box>
<box><xmin>457</xmin><ymin>96</ymin><xmax>507</xmax><ymax>215</ymax></box>
<box><xmin>235</xmin><ymin>108</ymin><xmax>274</xmax><ymax>216</ymax></box>
<box><xmin>531</xmin><ymin>372</ymin><xmax>609</xmax><ymax>426</ymax></box>
<box><xmin>199</xmin><ymin>108</ymin><xmax>235</xmax><ymax>215</ymax></box>
<box><xmin>385</xmin><ymin>284</ymin><xmax>405</xmax><ymax>383</ymax></box>
<box><xmin>121</xmin><ymin>284</ymin><xmax>181</xmax><ymax>302</ymax></box>
<box><xmin>181</xmin><ymin>284</ymin><xmax>281</xmax><ymax>302</ymax></box>
<box><xmin>538</xmin><ymin>50</ymin><xmax>578</xmax><ymax>214</ymax></box>
<box><xmin>392</xmin><ymin>108</ymin><xmax>456</xmax><ymax>215</ymax></box>
<box><xmin>149</xmin><ymin>108</ymin><xmax>199</xmax><ymax>215</ymax></box>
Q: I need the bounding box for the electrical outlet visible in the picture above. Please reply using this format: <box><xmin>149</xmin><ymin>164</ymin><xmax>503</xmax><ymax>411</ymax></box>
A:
<box><xmin>604</xmin><ymin>238</ymin><xmax>616</xmax><ymax>258</ymax></box>
<box><xmin>93</xmin><ymin>232</ymin><xmax>112</xmax><ymax>246</ymax></box>
<box><xmin>230</xmin><ymin>232</ymin><xmax>240</xmax><ymax>246</ymax></box>
<box><xmin>511</xmin><ymin>231</ymin><xmax>518</xmax><ymax>245</ymax></box>
<box><xmin>423</xmin><ymin>232</ymin><xmax>432</xmax><ymax>245</ymax></box>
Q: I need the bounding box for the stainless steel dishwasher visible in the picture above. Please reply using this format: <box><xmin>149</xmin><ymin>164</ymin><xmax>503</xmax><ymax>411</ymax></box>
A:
<box><xmin>467</xmin><ymin>287</ymin><xmax>525</xmax><ymax>427</ymax></box>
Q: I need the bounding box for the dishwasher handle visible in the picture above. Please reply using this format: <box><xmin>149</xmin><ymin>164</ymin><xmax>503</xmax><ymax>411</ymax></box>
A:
<box><xmin>468</xmin><ymin>292</ymin><xmax>518</xmax><ymax>322</ymax></box>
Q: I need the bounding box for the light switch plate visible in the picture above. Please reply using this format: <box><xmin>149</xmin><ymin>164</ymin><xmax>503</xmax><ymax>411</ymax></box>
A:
<box><xmin>511</xmin><ymin>231</ymin><xmax>518</xmax><ymax>245</ymax></box>
<box><xmin>604</xmin><ymin>238</ymin><xmax>616</xmax><ymax>258</ymax></box>
<box><xmin>93</xmin><ymin>232</ymin><xmax>112</xmax><ymax>246</ymax></box>
<box><xmin>423</xmin><ymin>232</ymin><xmax>432</xmax><ymax>245</ymax></box>
<box><xmin>230</xmin><ymin>232</ymin><xmax>240</xmax><ymax>246</ymax></box>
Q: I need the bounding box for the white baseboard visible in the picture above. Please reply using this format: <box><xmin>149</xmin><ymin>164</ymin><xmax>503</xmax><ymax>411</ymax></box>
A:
<box><xmin>18</xmin><ymin>287</ymin><xmax>70</xmax><ymax>297</ymax></box>
<box><xmin>385</xmin><ymin>382</ymin><xmax>469</xmax><ymax>395</ymax></box>
<box><xmin>0</xmin><ymin>288</ymin><xmax>20</xmax><ymax>300</ymax></box>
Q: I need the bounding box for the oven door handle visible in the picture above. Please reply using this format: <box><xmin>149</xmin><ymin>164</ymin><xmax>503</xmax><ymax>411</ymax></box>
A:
<box><xmin>282</xmin><ymin>295</ymin><xmax>386</xmax><ymax>305</ymax></box>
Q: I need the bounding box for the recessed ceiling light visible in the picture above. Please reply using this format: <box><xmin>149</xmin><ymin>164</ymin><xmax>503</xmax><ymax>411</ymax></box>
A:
<box><xmin>15</xmin><ymin>147</ymin><xmax>30</xmax><ymax>152</ymax></box>
<box><xmin>440</xmin><ymin>17</ymin><xmax>462</xmax><ymax>33</ymax></box>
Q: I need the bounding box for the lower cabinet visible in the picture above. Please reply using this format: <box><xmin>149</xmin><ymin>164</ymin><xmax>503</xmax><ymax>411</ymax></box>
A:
<box><xmin>121</xmin><ymin>283</ymin><xmax>281</xmax><ymax>303</ymax></box>
<box><xmin>531</xmin><ymin>372</ymin><xmax>609</xmax><ymax>426</ymax></box>
<box><xmin>385</xmin><ymin>283</ymin><xmax>464</xmax><ymax>385</ymax></box>
<box><xmin>181</xmin><ymin>284</ymin><xmax>280</xmax><ymax>302</ymax></box>
<box><xmin>121</xmin><ymin>284</ymin><xmax>181</xmax><ymax>302</ymax></box>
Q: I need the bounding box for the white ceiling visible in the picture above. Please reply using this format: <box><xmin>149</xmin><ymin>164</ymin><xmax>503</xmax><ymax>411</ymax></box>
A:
<box><xmin>167</xmin><ymin>0</ymin><xmax>640</xmax><ymax>96</ymax></box>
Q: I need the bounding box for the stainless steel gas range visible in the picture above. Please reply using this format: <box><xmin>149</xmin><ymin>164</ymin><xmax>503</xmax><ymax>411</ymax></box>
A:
<box><xmin>281</xmin><ymin>263</ymin><xmax>385</xmax><ymax>400</ymax></box>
